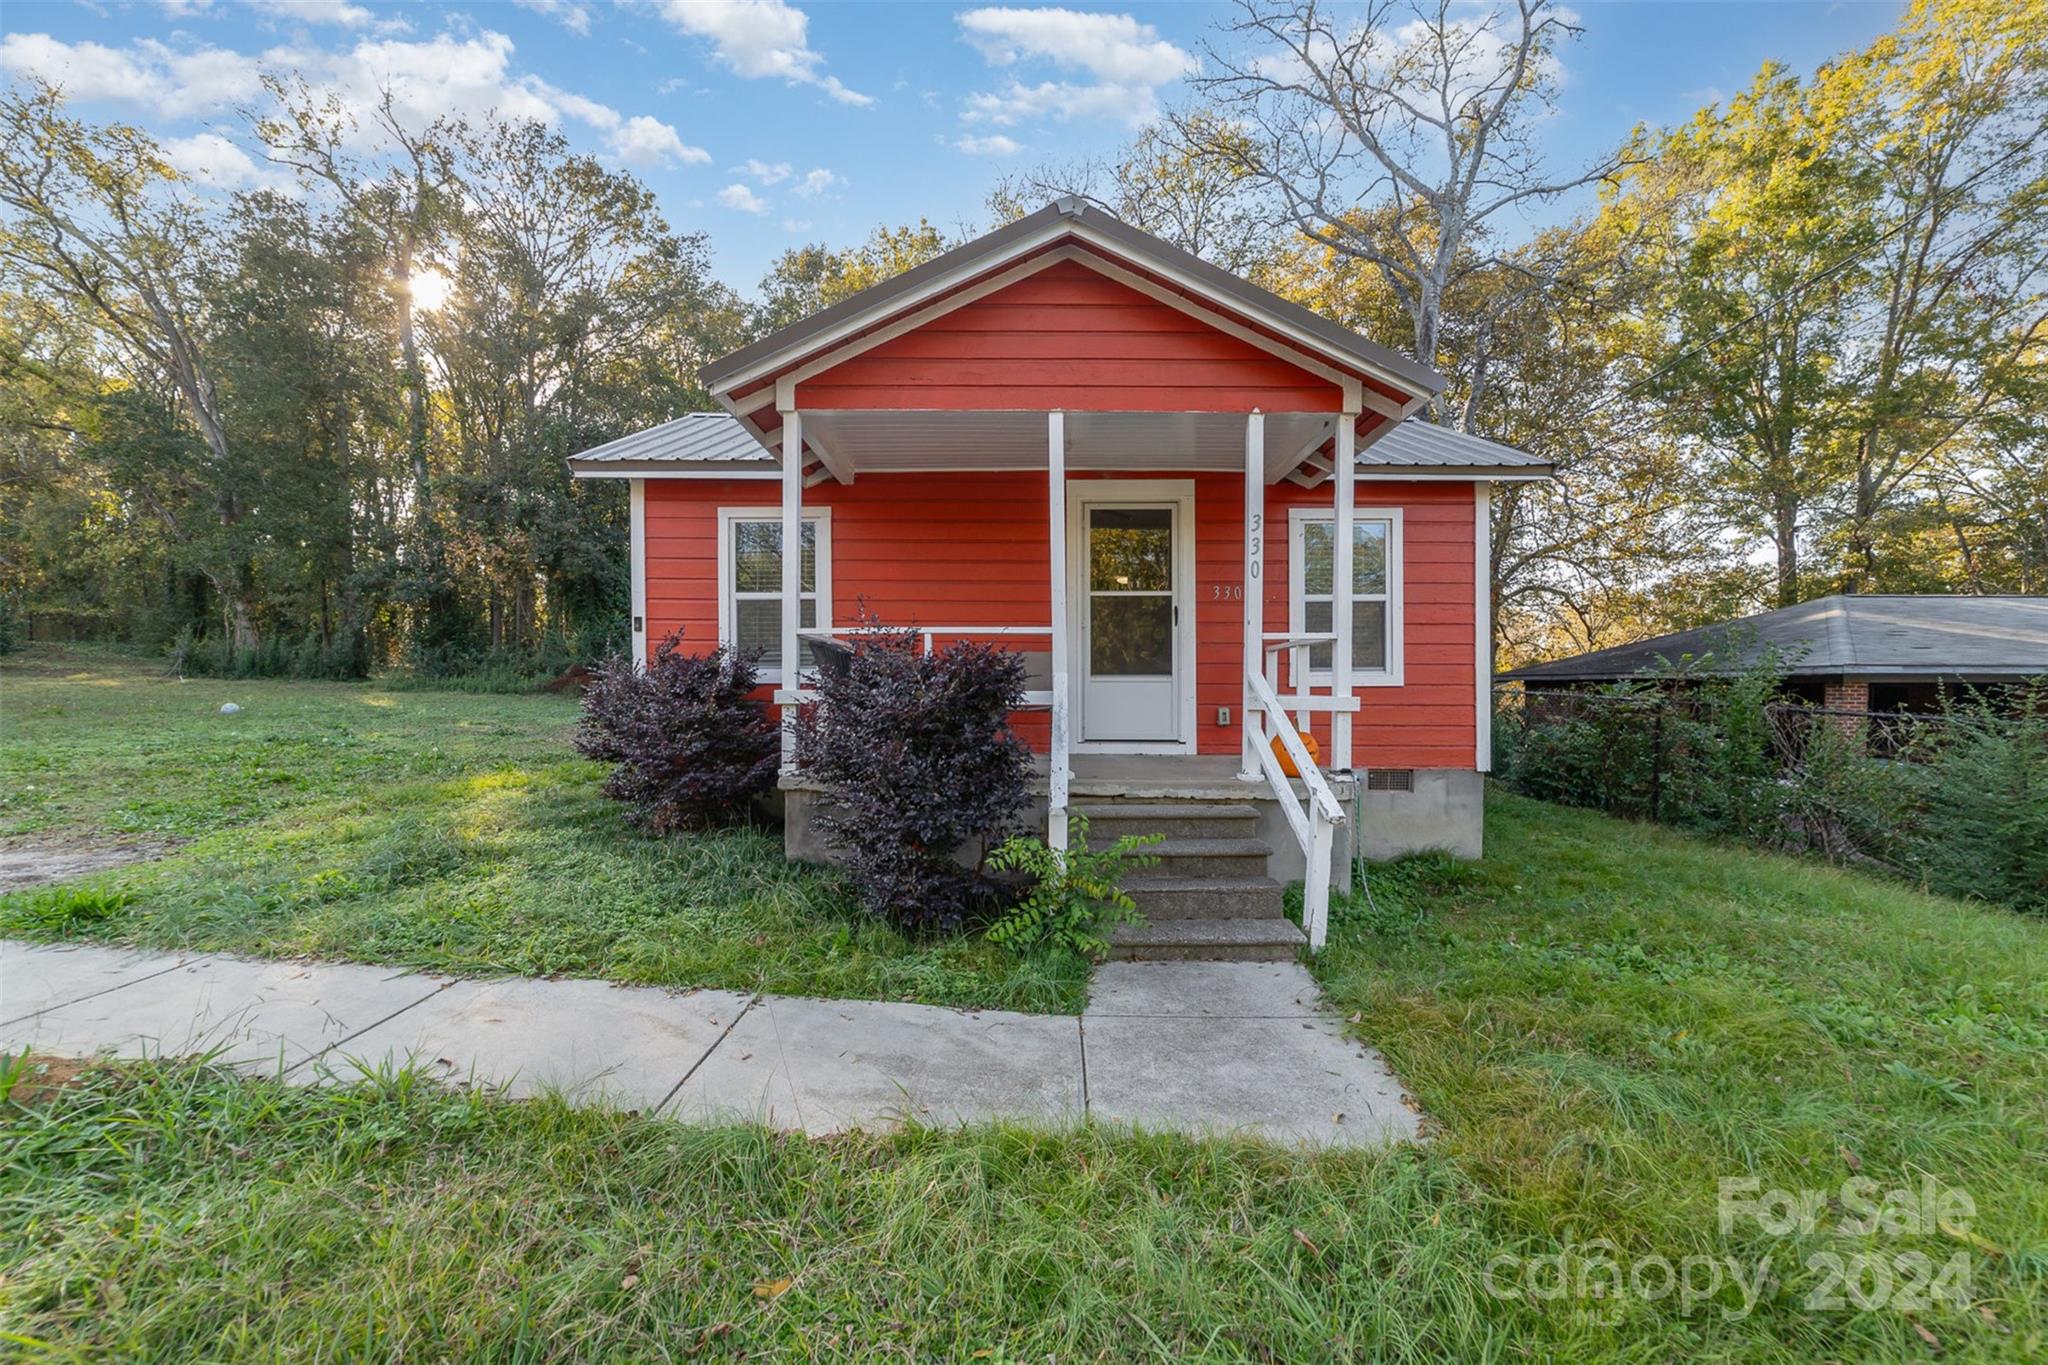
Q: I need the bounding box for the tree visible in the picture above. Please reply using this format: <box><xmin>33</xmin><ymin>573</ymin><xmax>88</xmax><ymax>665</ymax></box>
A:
<box><xmin>987</xmin><ymin>116</ymin><xmax>1275</xmax><ymax>274</ymax></box>
<box><xmin>1818</xmin><ymin>0</ymin><xmax>2048</xmax><ymax>590</ymax></box>
<box><xmin>425</xmin><ymin>118</ymin><xmax>730</xmax><ymax>659</ymax></box>
<box><xmin>1190</xmin><ymin>0</ymin><xmax>1625</xmax><ymax>425</ymax></box>
<box><xmin>0</xmin><ymin>82</ymin><xmax>260</xmax><ymax>648</ymax></box>
<box><xmin>754</xmin><ymin>219</ymin><xmax>955</xmax><ymax>334</ymax></box>
<box><xmin>1602</xmin><ymin>0</ymin><xmax>2047</xmax><ymax>606</ymax></box>
<box><xmin>252</xmin><ymin>77</ymin><xmax>464</xmax><ymax>644</ymax></box>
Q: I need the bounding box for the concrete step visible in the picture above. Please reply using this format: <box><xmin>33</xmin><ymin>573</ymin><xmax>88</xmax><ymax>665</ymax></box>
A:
<box><xmin>1122</xmin><ymin>874</ymin><xmax>1287</xmax><ymax>921</ymax></box>
<box><xmin>1074</xmin><ymin>802</ymin><xmax>1261</xmax><ymax>842</ymax></box>
<box><xmin>1140</xmin><ymin>836</ymin><xmax>1273</xmax><ymax>878</ymax></box>
<box><xmin>1107</xmin><ymin>917</ymin><xmax>1306</xmax><ymax>963</ymax></box>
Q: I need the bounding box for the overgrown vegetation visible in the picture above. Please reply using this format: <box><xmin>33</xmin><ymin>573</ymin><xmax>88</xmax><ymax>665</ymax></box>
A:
<box><xmin>573</xmin><ymin>639</ymin><xmax>778</xmax><ymax>833</ymax></box>
<box><xmin>1497</xmin><ymin>672</ymin><xmax>2048</xmax><ymax>913</ymax></box>
<box><xmin>793</xmin><ymin>623</ymin><xmax>1033</xmax><ymax>933</ymax></box>
<box><xmin>985</xmin><ymin>814</ymin><xmax>1160</xmax><ymax>958</ymax></box>
<box><xmin>0</xmin><ymin>648</ymin><xmax>1086</xmax><ymax>1012</ymax></box>
<box><xmin>5</xmin><ymin>787</ymin><xmax>2044</xmax><ymax>1359</ymax></box>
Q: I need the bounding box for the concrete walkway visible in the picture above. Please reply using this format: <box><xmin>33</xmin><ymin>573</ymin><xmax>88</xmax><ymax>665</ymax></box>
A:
<box><xmin>0</xmin><ymin>940</ymin><xmax>1420</xmax><ymax>1148</ymax></box>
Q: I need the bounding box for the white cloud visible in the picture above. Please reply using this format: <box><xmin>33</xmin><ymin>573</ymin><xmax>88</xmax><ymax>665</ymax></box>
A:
<box><xmin>955</xmin><ymin>7</ymin><xmax>1191</xmax><ymax>130</ymax></box>
<box><xmin>2</xmin><ymin>28</ymin><xmax>708</xmax><ymax>167</ymax></box>
<box><xmin>513</xmin><ymin>0</ymin><xmax>593</xmax><ymax>35</ymax></box>
<box><xmin>159</xmin><ymin>0</ymin><xmax>219</xmax><ymax>18</ymax></box>
<box><xmin>951</xmin><ymin>133</ymin><xmax>1021</xmax><ymax>156</ymax></box>
<box><xmin>609</xmin><ymin>114</ymin><xmax>708</xmax><ymax>167</ymax></box>
<box><xmin>0</xmin><ymin>34</ymin><xmax>265</xmax><ymax>118</ymax></box>
<box><xmin>740</xmin><ymin>158</ymin><xmax>791</xmax><ymax>185</ymax></box>
<box><xmin>780</xmin><ymin>216</ymin><xmax>810</xmax><ymax>231</ymax></box>
<box><xmin>656</xmin><ymin>0</ymin><xmax>870</xmax><ymax>106</ymax></box>
<box><xmin>958</xmin><ymin>7</ymin><xmax>1193</xmax><ymax>86</ymax></box>
<box><xmin>716</xmin><ymin>182</ymin><xmax>767</xmax><ymax>213</ymax></box>
<box><xmin>963</xmin><ymin>79</ymin><xmax>1159</xmax><ymax>128</ymax></box>
<box><xmin>251</xmin><ymin>0</ymin><xmax>375</xmax><ymax>28</ymax></box>
<box><xmin>162</xmin><ymin>131</ymin><xmax>290</xmax><ymax>190</ymax></box>
<box><xmin>792</xmin><ymin>167</ymin><xmax>840</xmax><ymax>196</ymax></box>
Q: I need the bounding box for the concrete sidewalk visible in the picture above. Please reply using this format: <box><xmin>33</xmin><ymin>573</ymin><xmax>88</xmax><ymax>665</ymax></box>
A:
<box><xmin>0</xmin><ymin>940</ymin><xmax>1420</xmax><ymax>1148</ymax></box>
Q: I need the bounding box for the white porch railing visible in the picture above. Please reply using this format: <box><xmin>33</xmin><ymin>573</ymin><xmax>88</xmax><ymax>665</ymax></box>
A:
<box><xmin>1245</xmin><ymin>633</ymin><xmax>1352</xmax><ymax>952</ymax></box>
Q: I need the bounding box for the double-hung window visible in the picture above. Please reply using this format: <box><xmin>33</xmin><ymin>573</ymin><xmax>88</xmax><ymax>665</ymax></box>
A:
<box><xmin>1288</xmin><ymin>506</ymin><xmax>1403</xmax><ymax>686</ymax></box>
<box><xmin>718</xmin><ymin>508</ymin><xmax>831</xmax><ymax>685</ymax></box>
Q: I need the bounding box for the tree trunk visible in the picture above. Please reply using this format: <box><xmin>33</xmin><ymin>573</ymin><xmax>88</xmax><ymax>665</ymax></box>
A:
<box><xmin>1774</xmin><ymin>497</ymin><xmax>1800</xmax><ymax>607</ymax></box>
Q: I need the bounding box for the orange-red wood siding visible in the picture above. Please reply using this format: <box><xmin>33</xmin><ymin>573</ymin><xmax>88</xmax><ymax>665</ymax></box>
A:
<box><xmin>642</xmin><ymin>472</ymin><xmax>1477</xmax><ymax>771</ymax></box>
<box><xmin>792</xmin><ymin>259</ymin><xmax>1344</xmax><ymax>414</ymax></box>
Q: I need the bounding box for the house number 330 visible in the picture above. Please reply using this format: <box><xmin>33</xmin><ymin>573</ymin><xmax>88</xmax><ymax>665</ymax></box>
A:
<box><xmin>1211</xmin><ymin>584</ymin><xmax>1244</xmax><ymax>600</ymax></box>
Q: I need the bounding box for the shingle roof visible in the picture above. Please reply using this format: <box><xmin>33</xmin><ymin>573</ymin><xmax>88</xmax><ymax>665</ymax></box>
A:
<box><xmin>567</xmin><ymin>412</ymin><xmax>774</xmax><ymax>470</ymax></box>
<box><xmin>1503</xmin><ymin>594</ymin><xmax>2048</xmax><ymax>682</ymax></box>
<box><xmin>700</xmin><ymin>198</ymin><xmax>1445</xmax><ymax>398</ymax></box>
<box><xmin>568</xmin><ymin>409</ymin><xmax>1546</xmax><ymax>475</ymax></box>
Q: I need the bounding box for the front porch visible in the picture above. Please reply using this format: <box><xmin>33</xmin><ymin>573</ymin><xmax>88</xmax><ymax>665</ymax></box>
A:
<box><xmin>757</xmin><ymin>404</ymin><xmax>1380</xmax><ymax>950</ymax></box>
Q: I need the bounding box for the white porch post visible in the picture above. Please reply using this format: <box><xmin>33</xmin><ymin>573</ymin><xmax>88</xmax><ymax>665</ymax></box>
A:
<box><xmin>1047</xmin><ymin>411</ymin><xmax>1070</xmax><ymax>852</ymax></box>
<box><xmin>779</xmin><ymin>407</ymin><xmax>803</xmax><ymax>767</ymax></box>
<box><xmin>1240</xmin><ymin>409</ymin><xmax>1265</xmax><ymax>781</ymax></box>
<box><xmin>1476</xmin><ymin>479</ymin><xmax>1494</xmax><ymax>773</ymax></box>
<box><xmin>628</xmin><ymin>477</ymin><xmax>647</xmax><ymax>670</ymax></box>
<box><xmin>1332</xmin><ymin>412</ymin><xmax>1356</xmax><ymax>772</ymax></box>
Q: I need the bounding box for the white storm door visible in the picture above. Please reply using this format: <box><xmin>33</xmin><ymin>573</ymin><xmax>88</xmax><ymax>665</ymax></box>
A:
<box><xmin>1078</xmin><ymin>502</ymin><xmax>1182</xmax><ymax>743</ymax></box>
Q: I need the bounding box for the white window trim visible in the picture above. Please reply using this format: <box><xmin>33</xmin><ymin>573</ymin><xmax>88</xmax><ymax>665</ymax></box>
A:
<box><xmin>1288</xmin><ymin>504</ymin><xmax>1404</xmax><ymax>688</ymax></box>
<box><xmin>717</xmin><ymin>506</ymin><xmax>832</xmax><ymax>686</ymax></box>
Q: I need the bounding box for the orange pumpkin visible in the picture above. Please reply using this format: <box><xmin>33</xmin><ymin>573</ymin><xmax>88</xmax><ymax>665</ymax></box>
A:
<box><xmin>1272</xmin><ymin>726</ymin><xmax>1321</xmax><ymax>778</ymax></box>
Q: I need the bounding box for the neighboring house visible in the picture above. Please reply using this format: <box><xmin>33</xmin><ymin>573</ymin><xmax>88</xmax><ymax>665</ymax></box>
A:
<box><xmin>1502</xmin><ymin>594</ymin><xmax>2048</xmax><ymax>714</ymax></box>
<box><xmin>569</xmin><ymin>199</ymin><xmax>1549</xmax><ymax>958</ymax></box>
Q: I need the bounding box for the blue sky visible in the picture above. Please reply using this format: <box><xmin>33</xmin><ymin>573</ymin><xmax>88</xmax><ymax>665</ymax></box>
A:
<box><xmin>2</xmin><ymin>1</ymin><xmax>1904</xmax><ymax>292</ymax></box>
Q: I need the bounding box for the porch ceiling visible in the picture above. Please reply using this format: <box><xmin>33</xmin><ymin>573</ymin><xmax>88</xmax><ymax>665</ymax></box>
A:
<box><xmin>799</xmin><ymin>408</ymin><xmax>1340</xmax><ymax>482</ymax></box>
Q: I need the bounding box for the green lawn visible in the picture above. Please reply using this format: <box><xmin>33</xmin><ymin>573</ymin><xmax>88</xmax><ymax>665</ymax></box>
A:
<box><xmin>0</xmin><ymin>647</ymin><xmax>1083</xmax><ymax>1012</ymax></box>
<box><xmin>3</xmin><ymin>647</ymin><xmax>2046</xmax><ymax>1358</ymax></box>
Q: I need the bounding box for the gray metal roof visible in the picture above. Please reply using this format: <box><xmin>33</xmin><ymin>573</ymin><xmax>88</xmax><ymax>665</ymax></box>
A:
<box><xmin>1504</xmin><ymin>594</ymin><xmax>2048</xmax><ymax>682</ymax></box>
<box><xmin>700</xmin><ymin>198</ymin><xmax>1446</xmax><ymax>397</ymax></box>
<box><xmin>568</xmin><ymin>409</ymin><xmax>1546</xmax><ymax>476</ymax></box>
<box><xmin>567</xmin><ymin>411</ymin><xmax>773</xmax><ymax>470</ymax></box>
<box><xmin>1363</xmin><ymin>418</ymin><xmax>1547</xmax><ymax>472</ymax></box>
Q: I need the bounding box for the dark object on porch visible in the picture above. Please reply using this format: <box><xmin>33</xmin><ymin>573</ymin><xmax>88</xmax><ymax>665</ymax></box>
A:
<box><xmin>793</xmin><ymin>621</ymin><xmax>1032</xmax><ymax>933</ymax></box>
<box><xmin>574</xmin><ymin>639</ymin><xmax>779</xmax><ymax>832</ymax></box>
<box><xmin>805</xmin><ymin>634</ymin><xmax>855</xmax><ymax>684</ymax></box>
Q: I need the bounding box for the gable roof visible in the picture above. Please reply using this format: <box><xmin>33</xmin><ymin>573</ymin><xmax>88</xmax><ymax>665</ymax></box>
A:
<box><xmin>566</xmin><ymin>409</ymin><xmax>1544</xmax><ymax>478</ymax></box>
<box><xmin>1503</xmin><ymin>594</ymin><xmax>2048</xmax><ymax>683</ymax></box>
<box><xmin>700</xmin><ymin>197</ymin><xmax>1445</xmax><ymax>405</ymax></box>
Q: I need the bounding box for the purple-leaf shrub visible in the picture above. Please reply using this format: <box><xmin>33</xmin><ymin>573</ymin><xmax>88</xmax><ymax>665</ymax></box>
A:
<box><xmin>793</xmin><ymin>620</ymin><xmax>1032</xmax><ymax>932</ymax></box>
<box><xmin>574</xmin><ymin>637</ymin><xmax>779</xmax><ymax>832</ymax></box>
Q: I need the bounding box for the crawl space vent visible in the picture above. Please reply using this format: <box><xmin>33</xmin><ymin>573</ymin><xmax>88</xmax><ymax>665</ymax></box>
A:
<box><xmin>1366</xmin><ymin>769</ymin><xmax>1415</xmax><ymax>792</ymax></box>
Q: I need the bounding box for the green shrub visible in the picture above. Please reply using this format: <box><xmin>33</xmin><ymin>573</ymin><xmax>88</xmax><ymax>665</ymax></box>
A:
<box><xmin>985</xmin><ymin>815</ymin><xmax>1159</xmax><ymax>958</ymax></box>
<box><xmin>1911</xmin><ymin>691</ymin><xmax>2048</xmax><ymax>914</ymax></box>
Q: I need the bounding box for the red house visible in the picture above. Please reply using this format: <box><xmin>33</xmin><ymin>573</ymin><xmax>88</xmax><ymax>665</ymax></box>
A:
<box><xmin>570</xmin><ymin>200</ymin><xmax>1549</xmax><ymax>958</ymax></box>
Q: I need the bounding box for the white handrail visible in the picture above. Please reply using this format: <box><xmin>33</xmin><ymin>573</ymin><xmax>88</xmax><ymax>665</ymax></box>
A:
<box><xmin>1245</xmin><ymin>667</ymin><xmax>1344</xmax><ymax>952</ymax></box>
<box><xmin>1248</xmin><ymin>670</ymin><xmax>1343</xmax><ymax>824</ymax></box>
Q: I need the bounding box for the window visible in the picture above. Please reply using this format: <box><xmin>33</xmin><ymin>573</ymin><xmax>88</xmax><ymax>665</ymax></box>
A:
<box><xmin>718</xmin><ymin>508</ymin><xmax>831</xmax><ymax>683</ymax></box>
<box><xmin>1288</xmin><ymin>506</ymin><xmax>1403</xmax><ymax>686</ymax></box>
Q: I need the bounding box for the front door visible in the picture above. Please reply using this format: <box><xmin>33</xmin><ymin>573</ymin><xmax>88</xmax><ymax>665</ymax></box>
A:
<box><xmin>1077</xmin><ymin>500</ymin><xmax>1184</xmax><ymax>744</ymax></box>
